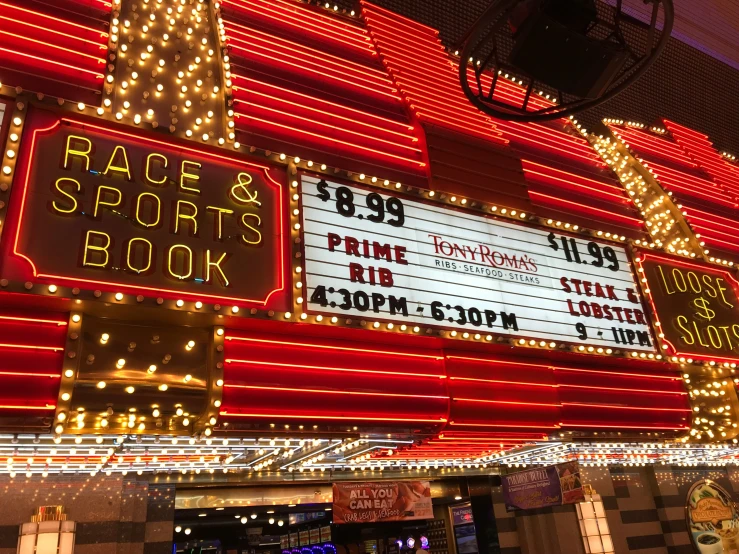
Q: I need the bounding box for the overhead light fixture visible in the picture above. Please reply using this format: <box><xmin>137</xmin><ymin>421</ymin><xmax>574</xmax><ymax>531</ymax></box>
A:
<box><xmin>454</xmin><ymin>495</ymin><xmax>463</xmax><ymax>501</ymax></box>
<box><xmin>250</xmin><ymin>514</ymin><xmax>257</xmax><ymax>519</ymax></box>
<box><xmin>268</xmin><ymin>518</ymin><xmax>275</xmax><ymax>525</ymax></box>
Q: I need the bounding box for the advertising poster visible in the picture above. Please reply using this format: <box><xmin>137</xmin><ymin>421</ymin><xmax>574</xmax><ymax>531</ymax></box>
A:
<box><xmin>320</xmin><ymin>526</ymin><xmax>331</xmax><ymax>543</ymax></box>
<box><xmin>687</xmin><ymin>480</ymin><xmax>739</xmax><ymax>553</ymax></box>
<box><xmin>451</xmin><ymin>504</ymin><xmax>474</xmax><ymax>526</ymax></box>
<box><xmin>332</xmin><ymin>481</ymin><xmax>433</xmax><ymax>524</ymax></box>
<box><xmin>289</xmin><ymin>533</ymin><xmax>298</xmax><ymax>548</ymax></box>
<box><xmin>310</xmin><ymin>529</ymin><xmax>320</xmax><ymax>544</ymax></box>
<box><xmin>502</xmin><ymin>462</ymin><xmax>584</xmax><ymax>511</ymax></box>
<box><xmin>299</xmin><ymin>531</ymin><xmax>310</xmax><ymax>546</ymax></box>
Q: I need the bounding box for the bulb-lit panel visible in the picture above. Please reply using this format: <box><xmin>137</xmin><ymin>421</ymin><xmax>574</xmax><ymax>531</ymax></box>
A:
<box><xmin>108</xmin><ymin>0</ymin><xmax>229</xmax><ymax>143</ymax></box>
<box><xmin>55</xmin><ymin>315</ymin><xmax>224</xmax><ymax>437</ymax></box>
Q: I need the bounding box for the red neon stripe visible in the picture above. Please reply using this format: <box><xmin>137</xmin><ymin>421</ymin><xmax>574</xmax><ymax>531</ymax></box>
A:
<box><xmin>239</xmin><ymin>0</ymin><xmax>370</xmax><ymax>40</ymax></box>
<box><xmin>0</xmin><ymin>29</ymin><xmax>106</xmax><ymax>65</ymax></box>
<box><xmin>0</xmin><ymin>46</ymin><xmax>103</xmax><ymax>78</ymax></box>
<box><xmin>0</xmin><ymin>370</ymin><xmax>60</xmax><ymax>378</ymax></box>
<box><xmin>226</xmin><ymin>359</ymin><xmax>446</xmax><ymax>379</ymax></box>
<box><xmin>362</xmin><ymin>1</ymin><xmax>440</xmax><ymax>34</ymax></box>
<box><xmin>0</xmin><ymin>14</ymin><xmax>107</xmax><ymax>49</ymax></box>
<box><xmin>551</xmin><ymin>365</ymin><xmax>681</xmax><ymax>381</ymax></box>
<box><xmin>563</xmin><ymin>423</ymin><xmax>689</xmax><ymax>430</ymax></box>
<box><xmin>228</xmin><ymin>47</ymin><xmax>398</xmax><ymax>99</ymax></box>
<box><xmin>226</xmin><ymin>335</ymin><xmax>443</xmax><ymax>360</ymax></box>
<box><xmin>522</xmin><ymin>168</ymin><xmax>628</xmax><ymax>202</ymax></box>
<box><xmin>225</xmin><ymin>22</ymin><xmax>386</xmax><ymax>80</ymax></box>
<box><xmin>0</xmin><ymin>1</ymin><xmax>109</xmax><ymax>36</ymax></box>
<box><xmin>449</xmin><ymin>422</ymin><xmax>560</xmax><ymax>429</ymax></box>
<box><xmin>562</xmin><ymin>402</ymin><xmax>690</xmax><ymax>412</ymax></box>
<box><xmin>362</xmin><ymin>6</ymin><xmax>439</xmax><ymax>38</ymax></box>
<box><xmin>233</xmin><ymin>77</ymin><xmax>414</xmax><ymax>131</ymax></box>
<box><xmin>225</xmin><ymin>383</ymin><xmax>448</xmax><ymax>400</ymax></box>
<box><xmin>234</xmin><ymin>104</ymin><xmax>422</xmax><ymax>154</ymax></box>
<box><xmin>0</xmin><ymin>315</ymin><xmax>66</xmax><ymax>326</ymax></box>
<box><xmin>225</xmin><ymin>34</ymin><xmax>393</xmax><ymax>92</ymax></box>
<box><xmin>559</xmin><ymin>383</ymin><xmax>686</xmax><ymax>395</ymax></box>
<box><xmin>0</xmin><ymin>404</ymin><xmax>55</xmax><ymax>410</ymax></box>
<box><xmin>236</xmin><ymin>114</ymin><xmax>427</xmax><ymax>167</ymax></box>
<box><xmin>663</xmin><ymin>119</ymin><xmax>709</xmax><ymax>139</ymax></box>
<box><xmin>220</xmin><ymin>411</ymin><xmax>447</xmax><ymax>423</ymax></box>
<box><xmin>454</xmin><ymin>398</ymin><xmax>561</xmax><ymax>408</ymax></box>
<box><xmin>223</xmin><ymin>0</ymin><xmax>372</xmax><ymax>52</ymax></box>
<box><xmin>449</xmin><ymin>376</ymin><xmax>557</xmax><ymax>388</ymax></box>
<box><xmin>528</xmin><ymin>191</ymin><xmax>644</xmax><ymax>226</ymax></box>
<box><xmin>0</xmin><ymin>343</ymin><xmax>63</xmax><ymax>352</ymax></box>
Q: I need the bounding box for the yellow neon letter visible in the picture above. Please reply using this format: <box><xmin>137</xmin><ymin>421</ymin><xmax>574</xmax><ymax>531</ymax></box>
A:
<box><xmin>206</xmin><ymin>206</ymin><xmax>234</xmax><ymax>240</ymax></box>
<box><xmin>179</xmin><ymin>160</ymin><xmax>201</xmax><ymax>194</ymax></box>
<box><xmin>82</xmin><ymin>230</ymin><xmax>111</xmax><ymax>268</ymax></box>
<box><xmin>103</xmin><ymin>145</ymin><xmax>132</xmax><ymax>180</ymax></box>
<box><xmin>64</xmin><ymin>135</ymin><xmax>92</xmax><ymax>171</ymax></box>
<box><xmin>135</xmin><ymin>192</ymin><xmax>161</xmax><ymax>228</ymax></box>
<box><xmin>174</xmin><ymin>200</ymin><xmax>198</xmax><ymax>236</ymax></box>
<box><xmin>93</xmin><ymin>185</ymin><xmax>122</xmax><ymax>217</ymax></box>
<box><xmin>52</xmin><ymin>178</ymin><xmax>80</xmax><ymax>214</ymax></box>
<box><xmin>168</xmin><ymin>244</ymin><xmax>193</xmax><ymax>280</ymax></box>
<box><xmin>239</xmin><ymin>213</ymin><xmax>262</xmax><ymax>245</ymax></box>
<box><xmin>717</xmin><ymin>278</ymin><xmax>734</xmax><ymax>309</ymax></box>
<box><xmin>145</xmin><ymin>153</ymin><xmax>169</xmax><ymax>185</ymax></box>
<box><xmin>205</xmin><ymin>250</ymin><xmax>230</xmax><ymax>287</ymax></box>
<box><xmin>126</xmin><ymin>238</ymin><xmax>153</xmax><ymax>274</ymax></box>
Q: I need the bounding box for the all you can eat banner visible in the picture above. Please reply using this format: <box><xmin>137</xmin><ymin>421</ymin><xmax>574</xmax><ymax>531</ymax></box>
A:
<box><xmin>332</xmin><ymin>481</ymin><xmax>433</xmax><ymax>524</ymax></box>
<box><xmin>502</xmin><ymin>462</ymin><xmax>585</xmax><ymax>511</ymax></box>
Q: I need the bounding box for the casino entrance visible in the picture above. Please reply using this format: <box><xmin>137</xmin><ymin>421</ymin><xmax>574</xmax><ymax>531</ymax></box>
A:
<box><xmin>171</xmin><ymin>477</ymin><xmax>503</xmax><ymax>554</ymax></box>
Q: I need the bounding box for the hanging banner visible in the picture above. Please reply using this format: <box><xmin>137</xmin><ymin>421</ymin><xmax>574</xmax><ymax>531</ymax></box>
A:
<box><xmin>502</xmin><ymin>462</ymin><xmax>584</xmax><ymax>511</ymax></box>
<box><xmin>686</xmin><ymin>479</ymin><xmax>739</xmax><ymax>553</ymax></box>
<box><xmin>300</xmin><ymin>176</ymin><xmax>654</xmax><ymax>350</ymax></box>
<box><xmin>638</xmin><ymin>253</ymin><xmax>739</xmax><ymax>361</ymax></box>
<box><xmin>332</xmin><ymin>481</ymin><xmax>433</xmax><ymax>524</ymax></box>
<box><xmin>1</xmin><ymin>109</ymin><xmax>286</xmax><ymax>306</ymax></box>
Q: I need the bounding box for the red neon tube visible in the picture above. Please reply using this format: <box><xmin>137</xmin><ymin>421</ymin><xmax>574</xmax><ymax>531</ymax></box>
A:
<box><xmin>234</xmin><ymin>104</ymin><xmax>422</xmax><ymax>154</ymax></box>
<box><xmin>528</xmin><ymin>191</ymin><xmax>644</xmax><ymax>227</ymax></box>
<box><xmin>234</xmin><ymin>0</ymin><xmax>371</xmax><ymax>41</ymax></box>
<box><xmin>225</xmin><ymin>335</ymin><xmax>443</xmax><ymax>360</ymax></box>
<box><xmin>0</xmin><ymin>30</ymin><xmax>106</xmax><ymax>65</ymax></box>
<box><xmin>0</xmin><ymin>1</ymin><xmax>109</xmax><ymax>37</ymax></box>
<box><xmin>228</xmin><ymin>48</ymin><xmax>400</xmax><ymax>101</ymax></box>
<box><xmin>225</xmin><ymin>22</ymin><xmax>386</xmax><ymax>80</ymax></box>
<box><xmin>224</xmin><ymin>31</ymin><xmax>393</xmax><ymax>90</ymax></box>
<box><xmin>236</xmin><ymin>114</ymin><xmax>426</xmax><ymax>167</ymax></box>
<box><xmin>223</xmin><ymin>0</ymin><xmax>372</xmax><ymax>53</ymax></box>
<box><xmin>231</xmin><ymin>75</ymin><xmax>415</xmax><ymax>131</ymax></box>
<box><xmin>220</xmin><ymin>411</ymin><xmax>447</xmax><ymax>423</ymax></box>
<box><xmin>0</xmin><ymin>14</ymin><xmax>107</xmax><ymax>50</ymax></box>
<box><xmin>225</xmin><ymin>359</ymin><xmax>445</xmax><ymax>379</ymax></box>
<box><xmin>225</xmin><ymin>383</ymin><xmax>448</xmax><ymax>400</ymax></box>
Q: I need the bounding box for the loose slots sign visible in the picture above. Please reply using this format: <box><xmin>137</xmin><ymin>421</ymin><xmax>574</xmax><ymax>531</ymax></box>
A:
<box><xmin>300</xmin><ymin>177</ymin><xmax>654</xmax><ymax>350</ymax></box>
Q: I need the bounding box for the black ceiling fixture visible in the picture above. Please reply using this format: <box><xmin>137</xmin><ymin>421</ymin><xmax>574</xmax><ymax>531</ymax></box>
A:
<box><xmin>457</xmin><ymin>0</ymin><xmax>674</xmax><ymax>121</ymax></box>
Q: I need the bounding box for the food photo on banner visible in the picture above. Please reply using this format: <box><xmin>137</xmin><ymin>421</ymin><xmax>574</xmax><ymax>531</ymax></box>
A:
<box><xmin>332</xmin><ymin>481</ymin><xmax>433</xmax><ymax>523</ymax></box>
<box><xmin>502</xmin><ymin>461</ymin><xmax>584</xmax><ymax>511</ymax></box>
<box><xmin>687</xmin><ymin>480</ymin><xmax>739</xmax><ymax>554</ymax></box>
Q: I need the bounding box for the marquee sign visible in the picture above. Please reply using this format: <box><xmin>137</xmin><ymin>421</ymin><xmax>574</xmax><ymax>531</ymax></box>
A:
<box><xmin>1</xmin><ymin>111</ymin><xmax>285</xmax><ymax>306</ymax></box>
<box><xmin>299</xmin><ymin>176</ymin><xmax>654</xmax><ymax>350</ymax></box>
<box><xmin>638</xmin><ymin>254</ymin><xmax>739</xmax><ymax>361</ymax></box>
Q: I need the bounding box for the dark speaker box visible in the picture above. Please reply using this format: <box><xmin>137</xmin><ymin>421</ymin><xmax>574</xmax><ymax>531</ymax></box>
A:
<box><xmin>510</xmin><ymin>11</ymin><xmax>629</xmax><ymax>99</ymax></box>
